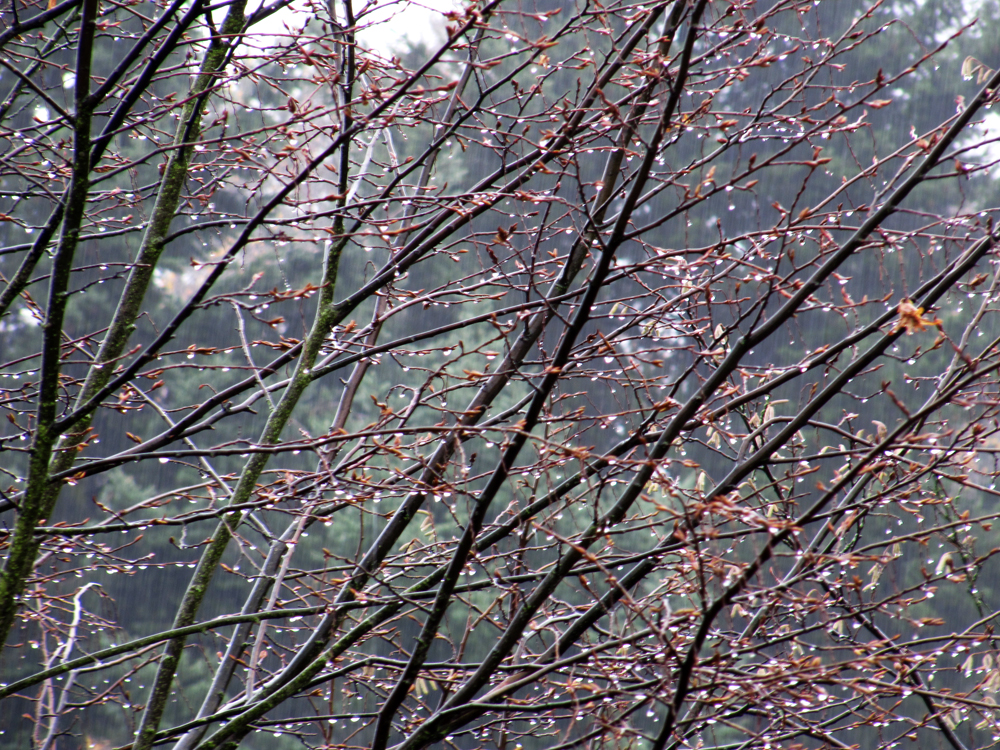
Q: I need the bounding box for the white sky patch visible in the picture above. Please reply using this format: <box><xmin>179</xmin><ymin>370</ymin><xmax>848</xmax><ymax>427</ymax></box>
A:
<box><xmin>255</xmin><ymin>0</ymin><xmax>459</xmax><ymax>57</ymax></box>
<box><xmin>356</xmin><ymin>0</ymin><xmax>459</xmax><ymax>54</ymax></box>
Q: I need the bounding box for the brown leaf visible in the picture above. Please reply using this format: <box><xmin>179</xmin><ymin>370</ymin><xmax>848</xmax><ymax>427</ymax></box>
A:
<box><xmin>968</xmin><ymin>272</ymin><xmax>989</xmax><ymax>289</ymax></box>
<box><xmin>893</xmin><ymin>298</ymin><xmax>940</xmax><ymax>334</ymax></box>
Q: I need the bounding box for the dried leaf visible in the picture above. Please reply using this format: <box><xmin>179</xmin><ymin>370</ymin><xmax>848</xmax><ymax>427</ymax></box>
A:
<box><xmin>962</xmin><ymin>56</ymin><xmax>996</xmax><ymax>85</ymax></box>
<box><xmin>893</xmin><ymin>298</ymin><xmax>940</xmax><ymax>334</ymax></box>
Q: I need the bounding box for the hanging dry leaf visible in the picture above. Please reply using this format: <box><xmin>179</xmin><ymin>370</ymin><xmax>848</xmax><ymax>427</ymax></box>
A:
<box><xmin>893</xmin><ymin>298</ymin><xmax>941</xmax><ymax>334</ymax></box>
<box><xmin>962</xmin><ymin>56</ymin><xmax>996</xmax><ymax>85</ymax></box>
